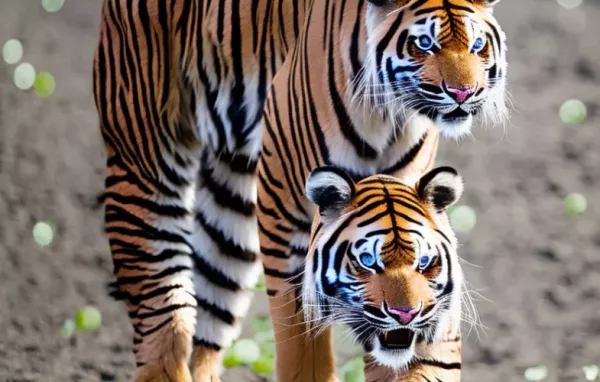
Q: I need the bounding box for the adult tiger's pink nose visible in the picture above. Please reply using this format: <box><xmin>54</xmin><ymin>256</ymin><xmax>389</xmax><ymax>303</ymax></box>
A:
<box><xmin>388</xmin><ymin>306</ymin><xmax>420</xmax><ymax>325</ymax></box>
<box><xmin>445</xmin><ymin>84</ymin><xmax>476</xmax><ymax>103</ymax></box>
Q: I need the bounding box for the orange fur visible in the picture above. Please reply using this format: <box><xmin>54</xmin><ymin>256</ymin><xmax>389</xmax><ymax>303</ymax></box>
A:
<box><xmin>94</xmin><ymin>0</ymin><xmax>505</xmax><ymax>380</ymax></box>
<box><xmin>303</xmin><ymin>169</ymin><xmax>464</xmax><ymax>381</ymax></box>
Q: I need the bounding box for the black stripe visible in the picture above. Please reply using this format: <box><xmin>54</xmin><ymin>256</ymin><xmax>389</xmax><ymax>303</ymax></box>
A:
<box><xmin>104</xmin><ymin>192</ymin><xmax>188</xmax><ymax>217</ymax></box>
<box><xmin>409</xmin><ymin>0</ymin><xmax>429</xmax><ymax>10</ymax></box>
<box><xmin>259</xmin><ymin>221</ymin><xmax>290</xmax><ymax>248</ymax></box>
<box><xmin>261</xmin><ymin>246</ymin><xmax>288</xmax><ymax>259</ymax></box>
<box><xmin>418</xmin><ymin>359</ymin><xmax>461</xmax><ymax>370</ymax></box>
<box><xmin>194</xmin><ymin>337</ymin><xmax>222</xmax><ymax>351</ymax></box>
<box><xmin>391</xmin><ymin>198</ymin><xmax>426</xmax><ymax>217</ymax></box>
<box><xmin>263</xmin><ymin>266</ymin><xmax>300</xmax><ymax>280</ymax></box>
<box><xmin>196</xmin><ymin>212</ymin><xmax>258</xmax><ymax>262</ymax></box>
<box><xmin>266</xmin><ymin>89</ymin><xmax>309</xmax><ymax>215</ymax></box>
<box><xmin>256</xmin><ymin>0</ymin><xmax>273</xmax><ymax>106</ymax></box>
<box><xmin>228</xmin><ymin>0</ymin><xmax>249</xmax><ymax>147</ymax></box>
<box><xmin>257</xmin><ymin>173</ymin><xmax>312</xmax><ymax>231</ymax></box>
<box><xmin>136</xmin><ymin>303</ymin><xmax>195</xmax><ymax>320</ymax></box>
<box><xmin>116</xmin><ymin>266</ymin><xmax>191</xmax><ymax>288</ymax></box>
<box><xmin>327</xmin><ymin>3</ymin><xmax>377</xmax><ymax>159</ymax></box>
<box><xmin>375</xmin><ymin>11</ymin><xmax>404</xmax><ymax>85</ymax></box>
<box><xmin>395</xmin><ymin>29</ymin><xmax>409</xmax><ymax>60</ymax></box>
<box><xmin>363</xmin><ymin>305</ymin><xmax>387</xmax><ymax>319</ymax></box>
<box><xmin>192</xmin><ymin>253</ymin><xmax>242</xmax><ymax>291</ymax></box>
<box><xmin>302</xmin><ymin>7</ymin><xmax>330</xmax><ymax>164</ymax></box>
<box><xmin>350</xmin><ymin>0</ymin><xmax>365</xmax><ymax>92</ymax></box>
<box><xmin>105</xmin><ymin>206</ymin><xmax>189</xmax><ymax>244</ymax></box>
<box><xmin>195</xmin><ymin>295</ymin><xmax>236</xmax><ymax>325</ymax></box>
<box><xmin>438</xmin><ymin>242</ymin><xmax>454</xmax><ymax>299</ymax></box>
<box><xmin>135</xmin><ymin>316</ymin><xmax>173</xmax><ymax>337</ymax></box>
<box><xmin>200</xmin><ymin>165</ymin><xmax>255</xmax><ymax>217</ymax></box>
<box><xmin>105</xmin><ymin>172</ymin><xmax>154</xmax><ymax>196</ymax></box>
<box><xmin>382</xmin><ymin>132</ymin><xmax>427</xmax><ymax>175</ymax></box>
<box><xmin>218</xmin><ymin>151</ymin><xmax>258</xmax><ymax>174</ymax></box>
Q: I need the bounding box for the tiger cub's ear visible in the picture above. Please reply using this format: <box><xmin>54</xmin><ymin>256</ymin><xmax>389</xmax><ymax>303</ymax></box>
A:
<box><xmin>417</xmin><ymin>166</ymin><xmax>463</xmax><ymax>213</ymax></box>
<box><xmin>306</xmin><ymin>166</ymin><xmax>355</xmax><ymax>219</ymax></box>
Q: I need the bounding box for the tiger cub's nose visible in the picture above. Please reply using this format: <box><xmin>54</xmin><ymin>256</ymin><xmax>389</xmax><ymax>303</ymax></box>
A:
<box><xmin>388</xmin><ymin>306</ymin><xmax>420</xmax><ymax>325</ymax></box>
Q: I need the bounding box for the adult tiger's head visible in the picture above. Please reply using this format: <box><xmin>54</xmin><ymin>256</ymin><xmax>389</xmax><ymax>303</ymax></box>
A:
<box><xmin>303</xmin><ymin>166</ymin><xmax>464</xmax><ymax>370</ymax></box>
<box><xmin>358</xmin><ymin>0</ymin><xmax>507</xmax><ymax>138</ymax></box>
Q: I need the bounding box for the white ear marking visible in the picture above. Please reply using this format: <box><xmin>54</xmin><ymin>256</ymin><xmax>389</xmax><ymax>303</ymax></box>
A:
<box><xmin>305</xmin><ymin>166</ymin><xmax>355</xmax><ymax>213</ymax></box>
<box><xmin>417</xmin><ymin>167</ymin><xmax>463</xmax><ymax>212</ymax></box>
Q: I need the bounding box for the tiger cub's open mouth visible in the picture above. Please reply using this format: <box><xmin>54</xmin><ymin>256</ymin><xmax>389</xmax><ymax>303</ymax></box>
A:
<box><xmin>379</xmin><ymin>329</ymin><xmax>415</xmax><ymax>350</ymax></box>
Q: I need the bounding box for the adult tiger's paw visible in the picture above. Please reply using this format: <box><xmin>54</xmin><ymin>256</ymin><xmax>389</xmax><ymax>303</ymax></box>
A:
<box><xmin>191</xmin><ymin>370</ymin><xmax>221</xmax><ymax>382</ymax></box>
<box><xmin>191</xmin><ymin>345</ymin><xmax>223</xmax><ymax>382</ymax></box>
<box><xmin>135</xmin><ymin>363</ymin><xmax>192</xmax><ymax>382</ymax></box>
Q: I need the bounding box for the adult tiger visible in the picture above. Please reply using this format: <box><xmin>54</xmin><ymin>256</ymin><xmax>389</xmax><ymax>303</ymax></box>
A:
<box><xmin>302</xmin><ymin>165</ymin><xmax>465</xmax><ymax>381</ymax></box>
<box><xmin>92</xmin><ymin>0</ymin><xmax>506</xmax><ymax>381</ymax></box>
<box><xmin>258</xmin><ymin>0</ymin><xmax>505</xmax><ymax>380</ymax></box>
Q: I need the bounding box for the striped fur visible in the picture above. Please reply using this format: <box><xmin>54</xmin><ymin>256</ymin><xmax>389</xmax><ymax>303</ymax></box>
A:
<box><xmin>93</xmin><ymin>1</ymin><xmax>308</xmax><ymax>380</ymax></box>
<box><xmin>258</xmin><ymin>0</ymin><xmax>505</xmax><ymax>379</ymax></box>
<box><xmin>92</xmin><ymin>0</ymin><xmax>506</xmax><ymax>380</ymax></box>
<box><xmin>303</xmin><ymin>166</ymin><xmax>464</xmax><ymax>379</ymax></box>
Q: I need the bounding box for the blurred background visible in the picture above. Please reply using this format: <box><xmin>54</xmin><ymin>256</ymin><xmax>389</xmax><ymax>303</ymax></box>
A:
<box><xmin>1</xmin><ymin>1</ymin><xmax>599</xmax><ymax>381</ymax></box>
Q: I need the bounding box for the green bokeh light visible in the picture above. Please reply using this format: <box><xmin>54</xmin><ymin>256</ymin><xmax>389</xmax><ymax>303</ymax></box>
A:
<box><xmin>557</xmin><ymin>0</ymin><xmax>583</xmax><ymax>10</ymax></box>
<box><xmin>32</xmin><ymin>221</ymin><xmax>55</xmax><ymax>247</ymax></box>
<box><xmin>14</xmin><ymin>62</ymin><xmax>36</xmax><ymax>91</ymax></box>
<box><xmin>560</xmin><ymin>99</ymin><xmax>587</xmax><ymax>125</ymax></box>
<box><xmin>231</xmin><ymin>338</ymin><xmax>261</xmax><ymax>365</ymax></box>
<box><xmin>252</xmin><ymin>354</ymin><xmax>274</xmax><ymax>374</ymax></box>
<box><xmin>2</xmin><ymin>39</ymin><xmax>23</xmax><ymax>64</ymax></box>
<box><xmin>74</xmin><ymin>306</ymin><xmax>102</xmax><ymax>331</ymax></box>
<box><xmin>222</xmin><ymin>346</ymin><xmax>243</xmax><ymax>369</ymax></box>
<box><xmin>255</xmin><ymin>273</ymin><xmax>266</xmax><ymax>292</ymax></box>
<box><xmin>61</xmin><ymin>319</ymin><xmax>75</xmax><ymax>338</ymax></box>
<box><xmin>41</xmin><ymin>0</ymin><xmax>65</xmax><ymax>13</ymax></box>
<box><xmin>564</xmin><ymin>193</ymin><xmax>587</xmax><ymax>216</ymax></box>
<box><xmin>342</xmin><ymin>357</ymin><xmax>366</xmax><ymax>382</ymax></box>
<box><xmin>583</xmin><ymin>365</ymin><xmax>600</xmax><ymax>381</ymax></box>
<box><xmin>524</xmin><ymin>365</ymin><xmax>548</xmax><ymax>381</ymax></box>
<box><xmin>449</xmin><ymin>205</ymin><xmax>477</xmax><ymax>234</ymax></box>
<box><xmin>34</xmin><ymin>72</ymin><xmax>56</xmax><ymax>97</ymax></box>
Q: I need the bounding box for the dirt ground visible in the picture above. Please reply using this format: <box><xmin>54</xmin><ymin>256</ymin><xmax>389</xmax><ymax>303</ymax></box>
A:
<box><xmin>1</xmin><ymin>1</ymin><xmax>599</xmax><ymax>381</ymax></box>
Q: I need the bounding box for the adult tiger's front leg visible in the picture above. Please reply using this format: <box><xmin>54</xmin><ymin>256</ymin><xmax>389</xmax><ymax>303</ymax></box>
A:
<box><xmin>102</xmin><ymin>151</ymin><xmax>200</xmax><ymax>382</ymax></box>
<box><xmin>188</xmin><ymin>149</ymin><xmax>263</xmax><ymax>381</ymax></box>
<box><xmin>94</xmin><ymin>1</ymin><xmax>201</xmax><ymax>380</ymax></box>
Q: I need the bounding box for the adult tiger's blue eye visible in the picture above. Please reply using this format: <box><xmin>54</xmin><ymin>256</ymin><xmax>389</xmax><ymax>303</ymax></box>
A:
<box><xmin>473</xmin><ymin>37</ymin><xmax>485</xmax><ymax>52</ymax></box>
<box><xmin>359</xmin><ymin>252</ymin><xmax>376</xmax><ymax>267</ymax></box>
<box><xmin>418</xmin><ymin>255</ymin><xmax>431</xmax><ymax>269</ymax></box>
<box><xmin>418</xmin><ymin>35</ymin><xmax>434</xmax><ymax>51</ymax></box>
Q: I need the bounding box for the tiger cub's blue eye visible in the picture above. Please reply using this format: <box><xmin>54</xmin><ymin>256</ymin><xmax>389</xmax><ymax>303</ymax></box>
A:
<box><xmin>418</xmin><ymin>255</ymin><xmax>431</xmax><ymax>269</ymax></box>
<box><xmin>359</xmin><ymin>252</ymin><xmax>376</xmax><ymax>267</ymax></box>
<box><xmin>418</xmin><ymin>35</ymin><xmax>434</xmax><ymax>51</ymax></box>
<box><xmin>473</xmin><ymin>37</ymin><xmax>485</xmax><ymax>52</ymax></box>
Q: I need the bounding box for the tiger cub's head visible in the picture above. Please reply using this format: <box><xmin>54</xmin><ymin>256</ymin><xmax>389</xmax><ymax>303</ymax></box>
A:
<box><xmin>303</xmin><ymin>166</ymin><xmax>464</xmax><ymax>370</ymax></box>
<box><xmin>359</xmin><ymin>0</ymin><xmax>508</xmax><ymax>138</ymax></box>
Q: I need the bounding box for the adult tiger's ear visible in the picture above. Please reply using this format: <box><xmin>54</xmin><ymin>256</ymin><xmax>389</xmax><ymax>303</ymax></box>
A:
<box><xmin>306</xmin><ymin>166</ymin><xmax>355</xmax><ymax>220</ymax></box>
<box><xmin>417</xmin><ymin>166</ymin><xmax>463</xmax><ymax>213</ymax></box>
<box><xmin>474</xmin><ymin>0</ymin><xmax>503</xmax><ymax>6</ymax></box>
